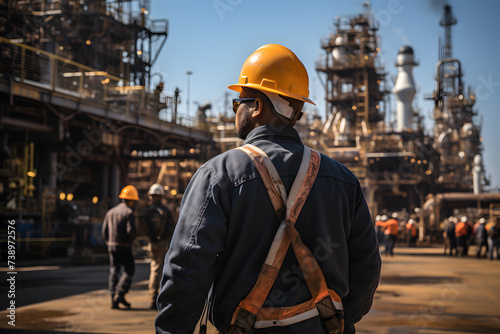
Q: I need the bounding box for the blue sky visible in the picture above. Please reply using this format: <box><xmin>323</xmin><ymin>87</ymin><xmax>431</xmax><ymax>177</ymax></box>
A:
<box><xmin>148</xmin><ymin>0</ymin><xmax>500</xmax><ymax>188</ymax></box>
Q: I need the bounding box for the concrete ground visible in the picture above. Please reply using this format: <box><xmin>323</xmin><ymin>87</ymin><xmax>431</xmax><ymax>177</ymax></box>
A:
<box><xmin>357</xmin><ymin>246</ymin><xmax>500</xmax><ymax>334</ymax></box>
<box><xmin>1</xmin><ymin>245</ymin><xmax>499</xmax><ymax>333</ymax></box>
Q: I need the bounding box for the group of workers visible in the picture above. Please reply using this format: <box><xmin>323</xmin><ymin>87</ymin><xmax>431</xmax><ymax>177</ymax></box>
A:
<box><xmin>443</xmin><ymin>215</ymin><xmax>500</xmax><ymax>259</ymax></box>
<box><xmin>373</xmin><ymin>212</ymin><xmax>500</xmax><ymax>261</ymax></box>
<box><xmin>101</xmin><ymin>183</ymin><xmax>175</xmax><ymax>311</ymax></box>
<box><xmin>375</xmin><ymin>213</ymin><xmax>418</xmax><ymax>256</ymax></box>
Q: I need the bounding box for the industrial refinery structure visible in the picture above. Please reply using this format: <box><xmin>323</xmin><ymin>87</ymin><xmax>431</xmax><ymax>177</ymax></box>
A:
<box><xmin>198</xmin><ymin>2</ymin><xmax>498</xmax><ymax>233</ymax></box>
<box><xmin>0</xmin><ymin>0</ymin><xmax>215</xmax><ymax>258</ymax></box>
<box><xmin>0</xmin><ymin>1</ymin><xmax>498</xmax><ymax>259</ymax></box>
<box><xmin>311</xmin><ymin>3</ymin><xmax>495</xmax><ymax>232</ymax></box>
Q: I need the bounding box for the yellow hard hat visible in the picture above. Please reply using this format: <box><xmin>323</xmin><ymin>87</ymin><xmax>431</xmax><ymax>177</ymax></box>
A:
<box><xmin>119</xmin><ymin>185</ymin><xmax>139</xmax><ymax>201</ymax></box>
<box><xmin>228</xmin><ymin>44</ymin><xmax>315</xmax><ymax>105</ymax></box>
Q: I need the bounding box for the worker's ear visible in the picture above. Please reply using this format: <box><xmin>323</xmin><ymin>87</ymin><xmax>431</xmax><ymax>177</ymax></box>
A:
<box><xmin>250</xmin><ymin>98</ymin><xmax>263</xmax><ymax>118</ymax></box>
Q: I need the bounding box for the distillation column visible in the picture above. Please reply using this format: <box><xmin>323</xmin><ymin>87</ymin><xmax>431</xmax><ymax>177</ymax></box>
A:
<box><xmin>393</xmin><ymin>46</ymin><xmax>417</xmax><ymax>132</ymax></box>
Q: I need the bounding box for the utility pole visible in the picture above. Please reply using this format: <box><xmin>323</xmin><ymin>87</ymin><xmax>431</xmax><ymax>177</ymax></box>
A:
<box><xmin>223</xmin><ymin>91</ymin><xmax>229</xmax><ymax>118</ymax></box>
<box><xmin>186</xmin><ymin>71</ymin><xmax>192</xmax><ymax>118</ymax></box>
<box><xmin>173</xmin><ymin>87</ymin><xmax>180</xmax><ymax>124</ymax></box>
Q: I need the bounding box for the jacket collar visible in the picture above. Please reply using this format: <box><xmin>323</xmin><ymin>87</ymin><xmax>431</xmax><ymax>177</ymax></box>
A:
<box><xmin>243</xmin><ymin>125</ymin><xmax>302</xmax><ymax>145</ymax></box>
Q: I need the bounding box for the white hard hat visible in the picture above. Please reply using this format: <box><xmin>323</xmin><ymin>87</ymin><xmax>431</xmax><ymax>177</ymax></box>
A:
<box><xmin>460</xmin><ymin>216</ymin><xmax>467</xmax><ymax>223</ymax></box>
<box><xmin>376</xmin><ymin>215</ymin><xmax>381</xmax><ymax>221</ymax></box>
<box><xmin>148</xmin><ymin>183</ymin><xmax>165</xmax><ymax>196</ymax></box>
<box><xmin>381</xmin><ymin>215</ymin><xmax>388</xmax><ymax>221</ymax></box>
<box><xmin>408</xmin><ymin>219</ymin><xmax>414</xmax><ymax>224</ymax></box>
<box><xmin>392</xmin><ymin>212</ymin><xmax>398</xmax><ymax>218</ymax></box>
<box><xmin>479</xmin><ymin>218</ymin><xmax>486</xmax><ymax>224</ymax></box>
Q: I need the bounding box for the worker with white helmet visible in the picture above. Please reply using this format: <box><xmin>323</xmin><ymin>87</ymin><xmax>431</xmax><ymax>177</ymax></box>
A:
<box><xmin>102</xmin><ymin>185</ymin><xmax>139</xmax><ymax>309</ymax></box>
<box><xmin>475</xmin><ymin>217</ymin><xmax>488</xmax><ymax>258</ymax></box>
<box><xmin>375</xmin><ymin>215</ymin><xmax>385</xmax><ymax>245</ymax></box>
<box><xmin>455</xmin><ymin>216</ymin><xmax>472</xmax><ymax>256</ymax></box>
<box><xmin>155</xmin><ymin>44</ymin><xmax>380</xmax><ymax>334</ymax></box>
<box><xmin>146</xmin><ymin>183</ymin><xmax>174</xmax><ymax>310</ymax></box>
<box><xmin>376</xmin><ymin>213</ymin><xmax>399</xmax><ymax>256</ymax></box>
<box><xmin>406</xmin><ymin>218</ymin><xmax>418</xmax><ymax>247</ymax></box>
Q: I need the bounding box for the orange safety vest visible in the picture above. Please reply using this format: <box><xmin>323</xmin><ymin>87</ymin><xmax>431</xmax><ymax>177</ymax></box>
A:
<box><xmin>386</xmin><ymin>219</ymin><xmax>399</xmax><ymax>236</ymax></box>
<box><xmin>377</xmin><ymin>219</ymin><xmax>398</xmax><ymax>236</ymax></box>
<box><xmin>225</xmin><ymin>144</ymin><xmax>344</xmax><ymax>334</ymax></box>
<box><xmin>406</xmin><ymin>223</ymin><xmax>417</xmax><ymax>237</ymax></box>
<box><xmin>455</xmin><ymin>222</ymin><xmax>468</xmax><ymax>237</ymax></box>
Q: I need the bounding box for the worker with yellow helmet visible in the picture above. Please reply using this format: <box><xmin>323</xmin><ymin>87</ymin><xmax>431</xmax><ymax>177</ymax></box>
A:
<box><xmin>102</xmin><ymin>184</ymin><xmax>139</xmax><ymax>309</ymax></box>
<box><xmin>155</xmin><ymin>44</ymin><xmax>380</xmax><ymax>333</ymax></box>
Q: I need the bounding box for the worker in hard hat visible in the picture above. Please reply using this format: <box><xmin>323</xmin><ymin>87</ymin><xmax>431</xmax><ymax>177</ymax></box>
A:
<box><xmin>455</xmin><ymin>216</ymin><xmax>472</xmax><ymax>256</ymax></box>
<box><xmin>443</xmin><ymin>216</ymin><xmax>457</xmax><ymax>256</ymax></box>
<box><xmin>155</xmin><ymin>44</ymin><xmax>381</xmax><ymax>334</ymax></box>
<box><xmin>487</xmin><ymin>217</ymin><xmax>500</xmax><ymax>260</ymax></box>
<box><xmin>474</xmin><ymin>217</ymin><xmax>488</xmax><ymax>258</ymax></box>
<box><xmin>145</xmin><ymin>183</ymin><xmax>174</xmax><ymax>310</ymax></box>
<box><xmin>102</xmin><ymin>185</ymin><xmax>139</xmax><ymax>309</ymax></box>
<box><xmin>376</xmin><ymin>212</ymin><xmax>399</xmax><ymax>256</ymax></box>
<box><xmin>375</xmin><ymin>215</ymin><xmax>385</xmax><ymax>245</ymax></box>
<box><xmin>406</xmin><ymin>218</ymin><xmax>418</xmax><ymax>247</ymax></box>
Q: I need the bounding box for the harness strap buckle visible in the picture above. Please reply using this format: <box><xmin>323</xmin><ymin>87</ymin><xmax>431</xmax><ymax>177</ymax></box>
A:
<box><xmin>315</xmin><ymin>295</ymin><xmax>344</xmax><ymax>334</ymax></box>
<box><xmin>226</xmin><ymin>307</ymin><xmax>257</xmax><ymax>334</ymax></box>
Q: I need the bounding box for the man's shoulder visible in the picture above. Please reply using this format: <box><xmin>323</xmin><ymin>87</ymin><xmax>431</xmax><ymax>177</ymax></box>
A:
<box><xmin>104</xmin><ymin>203</ymin><xmax>129</xmax><ymax>219</ymax></box>
<box><xmin>147</xmin><ymin>202</ymin><xmax>166</xmax><ymax>209</ymax></box>
<box><xmin>199</xmin><ymin>148</ymin><xmax>253</xmax><ymax>181</ymax></box>
<box><xmin>201</xmin><ymin>148</ymin><xmax>242</xmax><ymax>166</ymax></box>
<box><xmin>202</xmin><ymin>146</ymin><xmax>360</xmax><ymax>188</ymax></box>
<box><xmin>148</xmin><ymin>203</ymin><xmax>170</xmax><ymax>214</ymax></box>
<box><xmin>116</xmin><ymin>203</ymin><xmax>134</xmax><ymax>215</ymax></box>
<box><xmin>106</xmin><ymin>203</ymin><xmax>121</xmax><ymax>214</ymax></box>
<box><xmin>317</xmin><ymin>152</ymin><xmax>359</xmax><ymax>186</ymax></box>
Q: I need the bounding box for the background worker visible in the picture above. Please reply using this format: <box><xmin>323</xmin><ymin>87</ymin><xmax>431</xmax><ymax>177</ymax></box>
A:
<box><xmin>406</xmin><ymin>218</ymin><xmax>418</xmax><ymax>247</ymax></box>
<box><xmin>375</xmin><ymin>215</ymin><xmax>385</xmax><ymax>245</ymax></box>
<box><xmin>376</xmin><ymin>213</ymin><xmax>399</xmax><ymax>256</ymax></box>
<box><xmin>155</xmin><ymin>44</ymin><xmax>381</xmax><ymax>334</ymax></box>
<box><xmin>145</xmin><ymin>183</ymin><xmax>174</xmax><ymax>310</ymax></box>
<box><xmin>487</xmin><ymin>217</ymin><xmax>500</xmax><ymax>260</ymax></box>
<box><xmin>455</xmin><ymin>216</ymin><xmax>472</xmax><ymax>256</ymax></box>
<box><xmin>475</xmin><ymin>218</ymin><xmax>488</xmax><ymax>258</ymax></box>
<box><xmin>102</xmin><ymin>185</ymin><xmax>138</xmax><ymax>309</ymax></box>
<box><xmin>443</xmin><ymin>216</ymin><xmax>457</xmax><ymax>256</ymax></box>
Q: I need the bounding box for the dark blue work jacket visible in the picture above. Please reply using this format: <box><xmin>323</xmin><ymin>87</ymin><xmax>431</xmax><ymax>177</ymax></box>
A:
<box><xmin>156</xmin><ymin>125</ymin><xmax>381</xmax><ymax>334</ymax></box>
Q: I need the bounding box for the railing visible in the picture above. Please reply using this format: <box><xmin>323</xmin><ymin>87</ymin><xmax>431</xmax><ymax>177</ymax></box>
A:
<box><xmin>0</xmin><ymin>36</ymin><xmax>165</xmax><ymax>117</ymax></box>
<box><xmin>315</xmin><ymin>55</ymin><xmax>375</xmax><ymax>72</ymax></box>
<box><xmin>152</xmin><ymin>19</ymin><xmax>169</xmax><ymax>35</ymax></box>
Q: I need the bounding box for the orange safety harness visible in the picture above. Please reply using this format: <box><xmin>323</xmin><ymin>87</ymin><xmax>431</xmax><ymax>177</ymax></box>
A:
<box><xmin>224</xmin><ymin>144</ymin><xmax>344</xmax><ymax>334</ymax></box>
